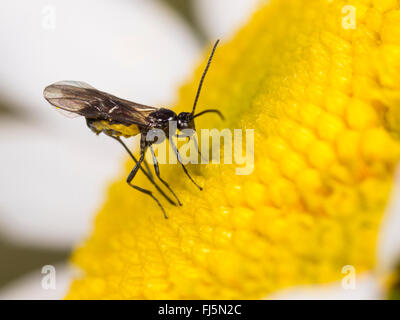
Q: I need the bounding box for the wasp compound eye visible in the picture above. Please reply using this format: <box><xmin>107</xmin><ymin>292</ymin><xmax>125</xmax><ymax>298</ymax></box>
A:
<box><xmin>177</xmin><ymin>112</ymin><xmax>193</xmax><ymax>130</ymax></box>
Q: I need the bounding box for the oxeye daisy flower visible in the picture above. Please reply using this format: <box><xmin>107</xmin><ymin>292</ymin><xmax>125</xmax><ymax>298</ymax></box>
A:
<box><xmin>64</xmin><ymin>0</ymin><xmax>400</xmax><ymax>299</ymax></box>
<box><xmin>2</xmin><ymin>0</ymin><xmax>400</xmax><ymax>300</ymax></box>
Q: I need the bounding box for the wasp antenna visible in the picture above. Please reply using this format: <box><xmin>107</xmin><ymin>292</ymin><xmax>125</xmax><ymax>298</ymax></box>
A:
<box><xmin>193</xmin><ymin>109</ymin><xmax>224</xmax><ymax>121</ymax></box>
<box><xmin>191</xmin><ymin>39</ymin><xmax>220</xmax><ymax>116</ymax></box>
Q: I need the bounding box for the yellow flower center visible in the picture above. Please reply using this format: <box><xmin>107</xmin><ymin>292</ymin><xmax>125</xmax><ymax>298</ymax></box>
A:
<box><xmin>67</xmin><ymin>0</ymin><xmax>400</xmax><ymax>299</ymax></box>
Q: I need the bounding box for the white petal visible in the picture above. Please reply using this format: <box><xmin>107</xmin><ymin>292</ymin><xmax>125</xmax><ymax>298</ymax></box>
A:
<box><xmin>193</xmin><ymin>0</ymin><xmax>268</xmax><ymax>40</ymax></box>
<box><xmin>0</xmin><ymin>118</ymin><xmax>125</xmax><ymax>248</ymax></box>
<box><xmin>377</xmin><ymin>165</ymin><xmax>400</xmax><ymax>274</ymax></box>
<box><xmin>267</xmin><ymin>273</ymin><xmax>383</xmax><ymax>300</ymax></box>
<box><xmin>0</xmin><ymin>263</ymin><xmax>73</xmax><ymax>300</ymax></box>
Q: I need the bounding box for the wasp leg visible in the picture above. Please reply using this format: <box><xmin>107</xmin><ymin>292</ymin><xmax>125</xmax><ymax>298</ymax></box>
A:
<box><xmin>126</xmin><ymin>150</ymin><xmax>168</xmax><ymax>219</ymax></box>
<box><xmin>110</xmin><ymin>136</ymin><xmax>176</xmax><ymax>207</ymax></box>
<box><xmin>169</xmin><ymin>138</ymin><xmax>203</xmax><ymax>191</ymax></box>
<box><xmin>143</xmin><ymin>159</ymin><xmax>154</xmax><ymax>180</ymax></box>
<box><xmin>191</xmin><ymin>135</ymin><xmax>206</xmax><ymax>162</ymax></box>
<box><xmin>149</xmin><ymin>144</ymin><xmax>182</xmax><ymax>206</ymax></box>
<box><xmin>175</xmin><ymin>134</ymin><xmax>207</xmax><ymax>163</ymax></box>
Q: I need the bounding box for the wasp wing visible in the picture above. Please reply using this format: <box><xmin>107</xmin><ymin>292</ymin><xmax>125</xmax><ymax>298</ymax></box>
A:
<box><xmin>43</xmin><ymin>81</ymin><xmax>157</xmax><ymax>126</ymax></box>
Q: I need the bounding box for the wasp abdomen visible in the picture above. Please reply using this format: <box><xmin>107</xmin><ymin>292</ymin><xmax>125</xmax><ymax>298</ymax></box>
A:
<box><xmin>87</xmin><ymin>119</ymin><xmax>140</xmax><ymax>138</ymax></box>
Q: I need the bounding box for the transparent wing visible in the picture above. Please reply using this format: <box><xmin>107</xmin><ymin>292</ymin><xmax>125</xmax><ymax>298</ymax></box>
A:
<box><xmin>43</xmin><ymin>81</ymin><xmax>158</xmax><ymax>126</ymax></box>
<box><xmin>51</xmin><ymin>80</ymin><xmax>96</xmax><ymax>89</ymax></box>
<box><xmin>54</xmin><ymin>107</ymin><xmax>80</xmax><ymax>118</ymax></box>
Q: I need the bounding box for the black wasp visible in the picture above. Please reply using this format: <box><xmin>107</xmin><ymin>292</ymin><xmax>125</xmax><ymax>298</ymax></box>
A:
<box><xmin>43</xmin><ymin>40</ymin><xmax>223</xmax><ymax>218</ymax></box>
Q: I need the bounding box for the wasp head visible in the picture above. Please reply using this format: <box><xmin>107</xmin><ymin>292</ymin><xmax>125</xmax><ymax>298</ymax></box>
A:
<box><xmin>177</xmin><ymin>112</ymin><xmax>195</xmax><ymax>131</ymax></box>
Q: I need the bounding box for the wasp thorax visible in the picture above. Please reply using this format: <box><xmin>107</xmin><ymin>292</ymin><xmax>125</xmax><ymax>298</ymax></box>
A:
<box><xmin>148</xmin><ymin>108</ymin><xmax>177</xmax><ymax>129</ymax></box>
